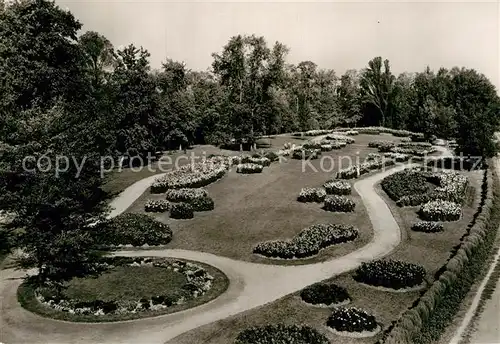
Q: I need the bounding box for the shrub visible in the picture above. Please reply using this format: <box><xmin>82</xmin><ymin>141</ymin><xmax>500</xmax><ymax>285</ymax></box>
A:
<box><xmin>255</xmin><ymin>138</ymin><xmax>271</xmax><ymax>148</ymax></box>
<box><xmin>264</xmin><ymin>151</ymin><xmax>279</xmax><ymax>162</ymax></box>
<box><xmin>411</xmin><ymin>221</ymin><xmax>444</xmax><ymax>233</ymax></box>
<box><xmin>378</xmin><ymin>142</ymin><xmax>396</xmax><ymax>152</ymax></box>
<box><xmin>254</xmin><ymin>224</ymin><xmax>358</xmax><ymax>259</ymax></box>
<box><xmin>419</xmin><ymin>200</ymin><xmax>461</xmax><ymax>221</ymax></box>
<box><xmin>368</xmin><ymin>140</ymin><xmax>394</xmax><ymax>149</ymax></box>
<box><xmin>327</xmin><ymin>307</ymin><xmax>378</xmax><ymax>332</ymax></box>
<box><xmin>237</xmin><ymin>163</ymin><xmax>264</xmax><ymax>174</ymax></box>
<box><xmin>169</xmin><ymin>202</ymin><xmax>194</xmax><ymax>219</ymax></box>
<box><xmin>165</xmin><ymin>188</ymin><xmax>208</xmax><ymax>202</ymax></box>
<box><xmin>144</xmin><ymin>199</ymin><xmax>170</xmax><ymax>213</ymax></box>
<box><xmin>324</xmin><ymin>195</ymin><xmax>355</xmax><ymax>212</ymax></box>
<box><xmin>297</xmin><ymin>187</ymin><xmax>326</xmax><ymax>203</ymax></box>
<box><xmin>323</xmin><ymin>180</ymin><xmax>351</xmax><ymax>195</ymax></box>
<box><xmin>189</xmin><ymin>196</ymin><xmax>215</xmax><ymax>211</ymax></box>
<box><xmin>248</xmin><ymin>157</ymin><xmax>271</xmax><ymax>166</ymax></box>
<box><xmin>302</xmin><ymin>141</ymin><xmax>322</xmax><ymax>149</ymax></box>
<box><xmin>354</xmin><ymin>260</ymin><xmax>426</xmax><ymax>290</ymax></box>
<box><xmin>300</xmin><ymin>283</ymin><xmax>350</xmax><ymax>306</ymax></box>
<box><xmin>235</xmin><ymin>324</ymin><xmax>330</xmax><ymax>344</ymax></box>
<box><xmin>292</xmin><ymin>149</ymin><xmax>320</xmax><ymax>160</ymax></box>
<box><xmin>99</xmin><ymin>213</ymin><xmax>172</xmax><ymax>246</ymax></box>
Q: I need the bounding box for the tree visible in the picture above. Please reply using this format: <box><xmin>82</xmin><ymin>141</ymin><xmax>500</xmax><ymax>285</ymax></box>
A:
<box><xmin>79</xmin><ymin>31</ymin><xmax>115</xmax><ymax>88</ymax></box>
<box><xmin>337</xmin><ymin>69</ymin><xmax>362</xmax><ymax>127</ymax></box>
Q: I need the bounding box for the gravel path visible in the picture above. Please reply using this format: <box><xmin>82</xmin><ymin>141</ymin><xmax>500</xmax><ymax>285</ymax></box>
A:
<box><xmin>1</xmin><ymin>142</ymin><xmax>451</xmax><ymax>344</ymax></box>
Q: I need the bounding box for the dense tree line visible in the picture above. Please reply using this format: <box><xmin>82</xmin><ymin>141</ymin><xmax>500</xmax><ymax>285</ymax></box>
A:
<box><xmin>0</xmin><ymin>0</ymin><xmax>498</xmax><ymax>282</ymax></box>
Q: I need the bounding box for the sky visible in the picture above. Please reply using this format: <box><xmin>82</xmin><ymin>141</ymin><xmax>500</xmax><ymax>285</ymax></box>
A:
<box><xmin>58</xmin><ymin>0</ymin><xmax>499</xmax><ymax>91</ymax></box>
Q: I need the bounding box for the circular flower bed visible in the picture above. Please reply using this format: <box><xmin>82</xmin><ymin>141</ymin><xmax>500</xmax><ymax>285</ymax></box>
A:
<box><xmin>33</xmin><ymin>258</ymin><xmax>215</xmax><ymax>318</ymax></box>
<box><xmin>323</xmin><ymin>195</ymin><xmax>355</xmax><ymax>212</ymax></box>
<box><xmin>411</xmin><ymin>221</ymin><xmax>444</xmax><ymax>233</ymax></box>
<box><xmin>353</xmin><ymin>260</ymin><xmax>426</xmax><ymax>290</ymax></box>
<box><xmin>237</xmin><ymin>163</ymin><xmax>264</xmax><ymax>174</ymax></box>
<box><xmin>323</xmin><ymin>180</ymin><xmax>351</xmax><ymax>195</ymax></box>
<box><xmin>170</xmin><ymin>202</ymin><xmax>194</xmax><ymax>219</ymax></box>
<box><xmin>300</xmin><ymin>283</ymin><xmax>351</xmax><ymax>306</ymax></box>
<box><xmin>297</xmin><ymin>187</ymin><xmax>326</xmax><ymax>203</ymax></box>
<box><xmin>144</xmin><ymin>199</ymin><xmax>170</xmax><ymax>213</ymax></box>
<box><xmin>98</xmin><ymin>213</ymin><xmax>172</xmax><ymax>247</ymax></box>
<box><xmin>419</xmin><ymin>200</ymin><xmax>461</xmax><ymax>221</ymax></box>
<box><xmin>326</xmin><ymin>307</ymin><xmax>378</xmax><ymax>333</ymax></box>
<box><xmin>235</xmin><ymin>324</ymin><xmax>330</xmax><ymax>344</ymax></box>
<box><xmin>254</xmin><ymin>224</ymin><xmax>358</xmax><ymax>259</ymax></box>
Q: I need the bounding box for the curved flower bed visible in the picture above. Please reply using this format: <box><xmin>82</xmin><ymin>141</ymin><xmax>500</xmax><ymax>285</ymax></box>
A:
<box><xmin>300</xmin><ymin>283</ymin><xmax>351</xmax><ymax>306</ymax></box>
<box><xmin>326</xmin><ymin>134</ymin><xmax>355</xmax><ymax>144</ymax></box>
<box><xmin>323</xmin><ymin>195</ymin><xmax>355</xmax><ymax>212</ymax></box>
<box><xmin>411</xmin><ymin>221</ymin><xmax>444</xmax><ymax>233</ymax></box>
<box><xmin>336</xmin><ymin>158</ymin><xmax>395</xmax><ymax>179</ymax></box>
<box><xmin>254</xmin><ymin>224</ymin><xmax>358</xmax><ymax>259</ymax></box>
<box><xmin>34</xmin><ymin>258</ymin><xmax>214</xmax><ymax>317</ymax></box>
<box><xmin>237</xmin><ymin>163</ymin><xmax>264</xmax><ymax>174</ymax></box>
<box><xmin>354</xmin><ymin>260</ymin><xmax>426</xmax><ymax>290</ymax></box>
<box><xmin>235</xmin><ymin>324</ymin><xmax>330</xmax><ymax>344</ymax></box>
<box><xmin>297</xmin><ymin>187</ymin><xmax>326</xmax><ymax>203</ymax></box>
<box><xmin>419</xmin><ymin>200</ymin><xmax>461</xmax><ymax>221</ymax></box>
<box><xmin>302</xmin><ymin>141</ymin><xmax>322</xmax><ymax>150</ymax></box>
<box><xmin>165</xmin><ymin>188</ymin><xmax>208</xmax><ymax>202</ymax></box>
<box><xmin>98</xmin><ymin>213</ymin><xmax>172</xmax><ymax>247</ymax></box>
<box><xmin>326</xmin><ymin>307</ymin><xmax>378</xmax><ymax>333</ymax></box>
<box><xmin>144</xmin><ymin>199</ymin><xmax>170</xmax><ymax>213</ymax></box>
<box><xmin>170</xmin><ymin>202</ymin><xmax>194</xmax><ymax>219</ymax></box>
<box><xmin>323</xmin><ymin>180</ymin><xmax>351</xmax><ymax>195</ymax></box>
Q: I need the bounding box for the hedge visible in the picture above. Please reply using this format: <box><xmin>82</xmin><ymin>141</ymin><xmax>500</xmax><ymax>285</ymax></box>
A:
<box><xmin>380</xmin><ymin>163</ymin><xmax>496</xmax><ymax>344</ymax></box>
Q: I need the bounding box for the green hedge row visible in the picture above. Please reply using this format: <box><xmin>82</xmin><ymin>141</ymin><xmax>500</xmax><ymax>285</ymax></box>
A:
<box><xmin>381</xmin><ymin>162</ymin><xmax>497</xmax><ymax>344</ymax></box>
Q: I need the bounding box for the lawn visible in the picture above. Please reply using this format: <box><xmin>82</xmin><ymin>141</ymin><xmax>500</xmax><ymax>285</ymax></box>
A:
<box><xmin>124</xmin><ymin>134</ymin><xmax>405</xmax><ymax>264</ymax></box>
<box><xmin>163</xmin><ymin>169</ymin><xmax>484</xmax><ymax>344</ymax></box>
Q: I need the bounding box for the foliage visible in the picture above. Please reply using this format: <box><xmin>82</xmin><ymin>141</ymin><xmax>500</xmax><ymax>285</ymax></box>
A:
<box><xmin>327</xmin><ymin>307</ymin><xmax>378</xmax><ymax>333</ymax></box>
<box><xmin>237</xmin><ymin>163</ymin><xmax>264</xmax><ymax>174</ymax></box>
<box><xmin>323</xmin><ymin>180</ymin><xmax>351</xmax><ymax>195</ymax></box>
<box><xmin>297</xmin><ymin>187</ymin><xmax>326</xmax><ymax>202</ymax></box>
<box><xmin>419</xmin><ymin>200</ymin><xmax>461</xmax><ymax>221</ymax></box>
<box><xmin>189</xmin><ymin>196</ymin><xmax>215</xmax><ymax>211</ymax></box>
<box><xmin>300</xmin><ymin>283</ymin><xmax>350</xmax><ymax>306</ymax></box>
<box><xmin>354</xmin><ymin>260</ymin><xmax>426</xmax><ymax>290</ymax></box>
<box><xmin>169</xmin><ymin>202</ymin><xmax>194</xmax><ymax>219</ymax></box>
<box><xmin>323</xmin><ymin>195</ymin><xmax>355</xmax><ymax>212</ymax></box>
<box><xmin>411</xmin><ymin>221</ymin><xmax>443</xmax><ymax>233</ymax></box>
<box><xmin>164</xmin><ymin>188</ymin><xmax>209</xmax><ymax>202</ymax></box>
<box><xmin>144</xmin><ymin>200</ymin><xmax>170</xmax><ymax>213</ymax></box>
<box><xmin>235</xmin><ymin>324</ymin><xmax>330</xmax><ymax>344</ymax></box>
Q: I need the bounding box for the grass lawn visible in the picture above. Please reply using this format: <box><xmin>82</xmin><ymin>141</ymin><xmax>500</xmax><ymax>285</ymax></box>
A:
<box><xmin>164</xmin><ymin>169</ymin><xmax>484</xmax><ymax>344</ymax></box>
<box><xmin>18</xmin><ymin>258</ymin><xmax>229</xmax><ymax>322</ymax></box>
<box><xmin>124</xmin><ymin>134</ymin><xmax>405</xmax><ymax>264</ymax></box>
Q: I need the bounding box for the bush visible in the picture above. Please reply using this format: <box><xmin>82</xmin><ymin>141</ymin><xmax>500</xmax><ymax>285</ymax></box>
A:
<box><xmin>255</xmin><ymin>138</ymin><xmax>271</xmax><ymax>148</ymax></box>
<box><xmin>189</xmin><ymin>196</ymin><xmax>215</xmax><ymax>211</ymax></box>
<box><xmin>237</xmin><ymin>163</ymin><xmax>264</xmax><ymax>174</ymax></box>
<box><xmin>324</xmin><ymin>195</ymin><xmax>355</xmax><ymax>212</ymax></box>
<box><xmin>264</xmin><ymin>151</ymin><xmax>279</xmax><ymax>162</ymax></box>
<box><xmin>327</xmin><ymin>307</ymin><xmax>378</xmax><ymax>332</ymax></box>
<box><xmin>411</xmin><ymin>221</ymin><xmax>444</xmax><ymax>233</ymax></box>
<box><xmin>419</xmin><ymin>200</ymin><xmax>461</xmax><ymax>221</ymax></box>
<box><xmin>292</xmin><ymin>149</ymin><xmax>320</xmax><ymax>160</ymax></box>
<box><xmin>354</xmin><ymin>260</ymin><xmax>426</xmax><ymax>290</ymax></box>
<box><xmin>323</xmin><ymin>180</ymin><xmax>351</xmax><ymax>195</ymax></box>
<box><xmin>302</xmin><ymin>141</ymin><xmax>322</xmax><ymax>149</ymax></box>
<box><xmin>368</xmin><ymin>140</ymin><xmax>394</xmax><ymax>149</ymax></box>
<box><xmin>144</xmin><ymin>199</ymin><xmax>170</xmax><ymax>213</ymax></box>
<box><xmin>254</xmin><ymin>224</ymin><xmax>358</xmax><ymax>259</ymax></box>
<box><xmin>235</xmin><ymin>324</ymin><xmax>330</xmax><ymax>344</ymax></box>
<box><xmin>247</xmin><ymin>157</ymin><xmax>271</xmax><ymax>166</ymax></box>
<box><xmin>297</xmin><ymin>187</ymin><xmax>326</xmax><ymax>202</ymax></box>
<box><xmin>300</xmin><ymin>283</ymin><xmax>350</xmax><ymax>306</ymax></box>
<box><xmin>99</xmin><ymin>213</ymin><xmax>172</xmax><ymax>246</ymax></box>
<box><xmin>382</xmin><ymin>170</ymin><xmax>434</xmax><ymax>202</ymax></box>
<box><xmin>164</xmin><ymin>188</ymin><xmax>208</xmax><ymax>202</ymax></box>
<box><xmin>169</xmin><ymin>202</ymin><xmax>194</xmax><ymax>219</ymax></box>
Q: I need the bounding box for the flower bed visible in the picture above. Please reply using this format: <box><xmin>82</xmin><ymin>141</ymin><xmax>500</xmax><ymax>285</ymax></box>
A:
<box><xmin>411</xmin><ymin>221</ymin><xmax>444</xmax><ymax>233</ymax></box>
<box><xmin>382</xmin><ymin>170</ymin><xmax>434</xmax><ymax>202</ymax></box>
<box><xmin>336</xmin><ymin>127</ymin><xmax>423</xmax><ymax>138</ymax></box>
<box><xmin>323</xmin><ymin>180</ymin><xmax>351</xmax><ymax>195</ymax></box>
<box><xmin>235</xmin><ymin>324</ymin><xmax>330</xmax><ymax>344</ymax></box>
<box><xmin>353</xmin><ymin>260</ymin><xmax>426</xmax><ymax>290</ymax></box>
<box><xmin>253</xmin><ymin>224</ymin><xmax>358</xmax><ymax>259</ymax></box>
<box><xmin>170</xmin><ymin>202</ymin><xmax>194</xmax><ymax>219</ymax></box>
<box><xmin>383</xmin><ymin>152</ymin><xmax>411</xmax><ymax>162</ymax></box>
<box><xmin>320</xmin><ymin>144</ymin><xmax>333</xmax><ymax>152</ymax></box>
<box><xmin>300</xmin><ymin>283</ymin><xmax>351</xmax><ymax>306</ymax></box>
<box><xmin>323</xmin><ymin>195</ymin><xmax>355</xmax><ymax>212</ymax></box>
<box><xmin>335</xmin><ymin>158</ymin><xmax>395</xmax><ymax>179</ymax></box>
<box><xmin>297</xmin><ymin>187</ymin><xmax>327</xmax><ymax>203</ymax></box>
<box><xmin>144</xmin><ymin>199</ymin><xmax>170</xmax><ymax>213</ymax></box>
<box><xmin>368</xmin><ymin>140</ymin><xmax>394</xmax><ymax>149</ymax></box>
<box><xmin>326</xmin><ymin>307</ymin><xmax>378</xmax><ymax>333</ymax></box>
<box><xmin>151</xmin><ymin>158</ymin><xmax>227</xmax><ymax>193</ymax></box>
<box><xmin>302</xmin><ymin>141</ymin><xmax>322</xmax><ymax>149</ymax></box>
<box><xmin>291</xmin><ymin>149</ymin><xmax>320</xmax><ymax>160</ymax></box>
<box><xmin>419</xmin><ymin>200</ymin><xmax>461</xmax><ymax>221</ymax></box>
<box><xmin>240</xmin><ymin>155</ymin><xmax>271</xmax><ymax>166</ymax></box>
<box><xmin>237</xmin><ymin>163</ymin><xmax>264</xmax><ymax>174</ymax></box>
<box><xmin>165</xmin><ymin>188</ymin><xmax>208</xmax><ymax>202</ymax></box>
<box><xmin>189</xmin><ymin>196</ymin><xmax>215</xmax><ymax>211</ymax></box>
<box><xmin>34</xmin><ymin>258</ymin><xmax>214</xmax><ymax>317</ymax></box>
<box><xmin>326</xmin><ymin>134</ymin><xmax>355</xmax><ymax>144</ymax></box>
<box><xmin>99</xmin><ymin>213</ymin><xmax>172</xmax><ymax>247</ymax></box>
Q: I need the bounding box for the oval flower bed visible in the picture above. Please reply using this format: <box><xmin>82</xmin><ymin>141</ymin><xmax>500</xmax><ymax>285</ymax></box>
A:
<box><xmin>323</xmin><ymin>195</ymin><xmax>355</xmax><ymax>212</ymax></box>
<box><xmin>419</xmin><ymin>200</ymin><xmax>461</xmax><ymax>221</ymax></box>
<box><xmin>235</xmin><ymin>324</ymin><xmax>330</xmax><ymax>344</ymax></box>
<box><xmin>323</xmin><ymin>180</ymin><xmax>351</xmax><ymax>195</ymax></box>
<box><xmin>254</xmin><ymin>224</ymin><xmax>358</xmax><ymax>259</ymax></box>
<box><xmin>237</xmin><ymin>163</ymin><xmax>264</xmax><ymax>174</ymax></box>
<box><xmin>21</xmin><ymin>257</ymin><xmax>229</xmax><ymax>322</ymax></box>
<box><xmin>297</xmin><ymin>187</ymin><xmax>327</xmax><ymax>203</ymax></box>
<box><xmin>326</xmin><ymin>307</ymin><xmax>379</xmax><ymax>336</ymax></box>
<box><xmin>411</xmin><ymin>221</ymin><xmax>444</xmax><ymax>233</ymax></box>
<box><xmin>353</xmin><ymin>260</ymin><xmax>426</xmax><ymax>290</ymax></box>
<box><xmin>300</xmin><ymin>283</ymin><xmax>351</xmax><ymax>307</ymax></box>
